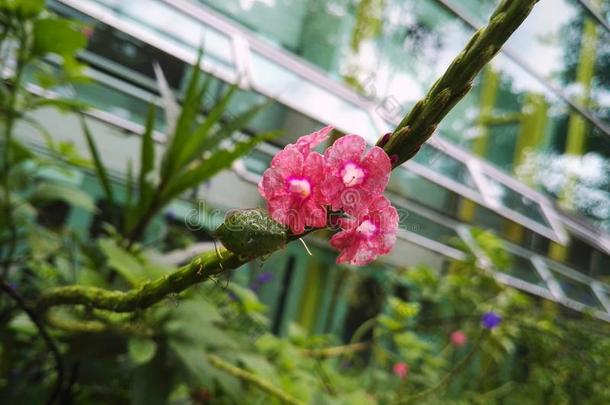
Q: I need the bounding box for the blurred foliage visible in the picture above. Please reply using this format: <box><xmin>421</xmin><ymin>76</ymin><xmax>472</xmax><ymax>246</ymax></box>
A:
<box><xmin>350</xmin><ymin>0</ymin><xmax>386</xmax><ymax>52</ymax></box>
<box><xmin>1</xmin><ymin>1</ymin><xmax>609</xmax><ymax>404</ymax></box>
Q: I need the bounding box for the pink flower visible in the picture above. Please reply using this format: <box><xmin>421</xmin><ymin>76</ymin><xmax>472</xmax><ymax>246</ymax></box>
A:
<box><xmin>258</xmin><ymin>129</ymin><xmax>332</xmax><ymax>234</ymax></box>
<box><xmin>322</xmin><ymin>135</ymin><xmax>391</xmax><ymax>213</ymax></box>
<box><xmin>330</xmin><ymin>195</ymin><xmax>398</xmax><ymax>265</ymax></box>
<box><xmin>294</xmin><ymin>125</ymin><xmax>333</xmax><ymax>156</ymax></box>
<box><xmin>450</xmin><ymin>330</ymin><xmax>467</xmax><ymax>347</ymax></box>
<box><xmin>393</xmin><ymin>362</ymin><xmax>409</xmax><ymax>379</ymax></box>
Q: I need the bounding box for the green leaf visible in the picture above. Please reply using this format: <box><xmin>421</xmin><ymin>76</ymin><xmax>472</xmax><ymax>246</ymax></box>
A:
<box><xmin>30</xmin><ymin>182</ymin><xmax>96</xmax><ymax>212</ymax></box>
<box><xmin>164</xmin><ymin>298</ymin><xmax>239</xmax><ymax>350</ymax></box>
<box><xmin>164</xmin><ymin>299</ymin><xmax>223</xmax><ymax>334</ymax></box>
<box><xmin>228</xmin><ymin>284</ymin><xmax>267</xmax><ymax>314</ymax></box>
<box><xmin>203</xmin><ymin>98</ymin><xmax>272</xmax><ymax>154</ymax></box>
<box><xmin>137</xmin><ymin>104</ymin><xmax>157</xmax><ymax>215</ymax></box>
<box><xmin>125</xmin><ymin>159</ymin><xmax>134</xmax><ymax>212</ymax></box>
<box><xmin>2</xmin><ymin>0</ymin><xmax>44</xmax><ymax>17</ymax></box>
<box><xmin>131</xmin><ymin>348</ymin><xmax>174</xmax><ymax>405</ymax></box>
<box><xmin>159</xmin><ymin>59</ymin><xmax>203</xmax><ymax>180</ymax></box>
<box><xmin>152</xmin><ymin>62</ymin><xmax>179</xmax><ymax>135</ymax></box>
<box><xmin>79</xmin><ymin>115</ymin><xmax>115</xmax><ymax>209</ymax></box>
<box><xmin>8</xmin><ymin>314</ymin><xmax>37</xmax><ymax>335</ymax></box>
<box><xmin>237</xmin><ymin>353</ymin><xmax>279</xmax><ymax>381</ymax></box>
<box><xmin>32</xmin><ymin>18</ymin><xmax>86</xmax><ymax>57</ymax></box>
<box><xmin>27</xmin><ymin>228</ymin><xmax>62</xmax><ymax>261</ymax></box>
<box><xmin>128</xmin><ymin>338</ymin><xmax>158</xmax><ymax>365</ymax></box>
<box><xmin>161</xmin><ymin>131</ymin><xmax>278</xmax><ymax>202</ymax></box>
<box><xmin>169</xmin><ymin>340</ymin><xmax>244</xmax><ymax>401</ymax></box>
<box><xmin>8</xmin><ymin>139</ymin><xmax>34</xmax><ymax>164</ymax></box>
<box><xmin>174</xmin><ymin>84</ymin><xmax>237</xmax><ymax>168</ymax></box>
<box><xmin>28</xmin><ymin>97</ymin><xmax>87</xmax><ymax>112</ymax></box>
<box><xmin>98</xmin><ymin>238</ymin><xmax>147</xmax><ymax>285</ymax></box>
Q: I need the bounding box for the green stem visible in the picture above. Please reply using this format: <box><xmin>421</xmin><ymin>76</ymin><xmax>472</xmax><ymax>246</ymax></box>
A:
<box><xmin>301</xmin><ymin>342</ymin><xmax>370</xmax><ymax>358</ymax></box>
<box><xmin>1</xmin><ymin>37</ymin><xmax>25</xmax><ymax>276</ymax></box>
<box><xmin>379</xmin><ymin>0</ymin><xmax>539</xmax><ymax>166</ymax></box>
<box><xmin>45</xmin><ymin>313</ymin><xmax>153</xmax><ymax>337</ymax></box>
<box><xmin>37</xmin><ymin>247</ymin><xmax>245</xmax><ymax>312</ymax></box>
<box><xmin>208</xmin><ymin>354</ymin><xmax>306</xmax><ymax>405</ymax></box>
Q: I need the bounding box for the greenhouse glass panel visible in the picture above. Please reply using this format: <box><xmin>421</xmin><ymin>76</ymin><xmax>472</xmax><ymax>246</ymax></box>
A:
<box><xmin>411</xmin><ymin>143</ymin><xmax>478</xmax><ymax>190</ymax></box>
<box><xmin>90</xmin><ymin>0</ymin><xmax>235</xmax><ymax>71</ymax></box>
<box><xmin>395</xmin><ymin>206</ymin><xmax>460</xmax><ymax>246</ymax></box>
<box><xmin>498</xmin><ymin>253</ymin><xmax>549</xmax><ymax>290</ymax></box>
<box><xmin>548</xmin><ymin>265</ymin><xmax>606</xmax><ymax>310</ymax></box>
<box><xmin>482</xmin><ymin>174</ymin><xmax>551</xmax><ymax>227</ymax></box>
<box><xmin>249</xmin><ymin>52</ymin><xmax>378</xmax><ymax>137</ymax></box>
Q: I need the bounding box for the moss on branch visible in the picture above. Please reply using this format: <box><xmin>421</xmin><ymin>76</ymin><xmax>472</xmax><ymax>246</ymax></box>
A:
<box><xmin>37</xmin><ymin>248</ymin><xmax>246</xmax><ymax>312</ymax></box>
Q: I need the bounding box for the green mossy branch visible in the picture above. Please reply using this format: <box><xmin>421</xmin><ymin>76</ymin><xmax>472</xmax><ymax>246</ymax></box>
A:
<box><xmin>37</xmin><ymin>248</ymin><xmax>246</xmax><ymax>312</ymax></box>
<box><xmin>379</xmin><ymin>0</ymin><xmax>539</xmax><ymax>166</ymax></box>
<box><xmin>36</xmin><ymin>0</ymin><xmax>539</xmax><ymax>314</ymax></box>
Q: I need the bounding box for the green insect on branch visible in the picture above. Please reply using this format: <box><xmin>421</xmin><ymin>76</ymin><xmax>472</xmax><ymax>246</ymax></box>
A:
<box><xmin>36</xmin><ymin>0</ymin><xmax>539</xmax><ymax>313</ymax></box>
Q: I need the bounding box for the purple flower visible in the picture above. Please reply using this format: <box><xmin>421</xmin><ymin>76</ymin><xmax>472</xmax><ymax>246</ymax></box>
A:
<box><xmin>256</xmin><ymin>272</ymin><xmax>274</xmax><ymax>284</ymax></box>
<box><xmin>249</xmin><ymin>272</ymin><xmax>274</xmax><ymax>293</ymax></box>
<box><xmin>481</xmin><ymin>312</ymin><xmax>502</xmax><ymax>329</ymax></box>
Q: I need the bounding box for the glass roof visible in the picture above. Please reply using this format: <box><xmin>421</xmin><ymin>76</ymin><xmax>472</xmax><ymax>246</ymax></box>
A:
<box><xmin>88</xmin><ymin>0</ymin><xmax>236</xmax><ymax>74</ymax></box>
<box><xmin>482</xmin><ymin>174</ymin><xmax>551</xmax><ymax>227</ymax></box>
<box><xmin>411</xmin><ymin>143</ymin><xmax>478</xmax><ymax>189</ymax></box>
<box><xmin>500</xmin><ymin>253</ymin><xmax>550</xmax><ymax>290</ymax></box>
<box><xmin>249</xmin><ymin>52</ymin><xmax>379</xmax><ymax>137</ymax></box>
<box><xmin>549</xmin><ymin>266</ymin><xmax>606</xmax><ymax>310</ymax></box>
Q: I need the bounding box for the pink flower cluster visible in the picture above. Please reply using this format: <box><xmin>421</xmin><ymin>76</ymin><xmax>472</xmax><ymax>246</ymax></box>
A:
<box><xmin>258</xmin><ymin>126</ymin><xmax>399</xmax><ymax>266</ymax></box>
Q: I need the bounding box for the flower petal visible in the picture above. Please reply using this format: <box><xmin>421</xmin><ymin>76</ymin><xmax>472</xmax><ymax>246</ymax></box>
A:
<box><xmin>361</xmin><ymin>146</ymin><xmax>391</xmax><ymax>195</ymax></box>
<box><xmin>324</xmin><ymin>134</ymin><xmax>366</xmax><ymax>165</ymax></box>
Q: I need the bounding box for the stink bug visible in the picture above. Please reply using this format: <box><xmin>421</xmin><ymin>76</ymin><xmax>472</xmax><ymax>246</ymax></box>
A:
<box><xmin>215</xmin><ymin>208</ymin><xmax>288</xmax><ymax>258</ymax></box>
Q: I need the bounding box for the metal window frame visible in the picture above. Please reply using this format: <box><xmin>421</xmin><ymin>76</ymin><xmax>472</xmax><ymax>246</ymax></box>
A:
<box><xmin>397</xmin><ymin>140</ymin><xmax>568</xmax><ymax>243</ymax></box>
<box><xmin>24</xmin><ymin>79</ymin><xmax>166</xmax><ymax>144</ymax></box>
<box><xmin>457</xmin><ymin>225</ymin><xmax>610</xmax><ymax>322</ymax></box>
<box><xmin>475</xmin><ymin>165</ymin><xmax>569</xmax><ymax>244</ymax></box>
<box><xmin>540</xmin><ymin>256</ymin><xmax>610</xmax><ymax>316</ymax></box>
<box><xmin>160</xmin><ymin>0</ymin><xmax>376</xmax><ymax>109</ymax></box>
<box><xmin>591</xmin><ymin>283</ymin><xmax>610</xmax><ymax>313</ymax></box>
<box><xmin>388</xmin><ymin>192</ymin><xmax>467</xmax><ymax>261</ymax></box>
<box><xmin>558</xmin><ymin>212</ymin><xmax>610</xmax><ymax>256</ymax></box>
<box><xmin>426</xmin><ymin>135</ymin><xmax>568</xmax><ymax>243</ymax></box>
<box><xmin>56</xmin><ymin>0</ymin><xmax>240</xmax><ymax>85</ymax></box>
<box><xmin>429</xmin><ymin>136</ymin><xmax>610</xmax><ymax>254</ymax></box>
<box><xmin>576</xmin><ymin>0</ymin><xmax>610</xmax><ymax>34</ymax></box>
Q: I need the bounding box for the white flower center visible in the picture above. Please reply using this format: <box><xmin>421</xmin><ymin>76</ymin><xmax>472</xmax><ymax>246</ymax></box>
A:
<box><xmin>356</xmin><ymin>220</ymin><xmax>377</xmax><ymax>237</ymax></box>
<box><xmin>341</xmin><ymin>163</ymin><xmax>365</xmax><ymax>187</ymax></box>
<box><xmin>288</xmin><ymin>178</ymin><xmax>311</xmax><ymax>198</ymax></box>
